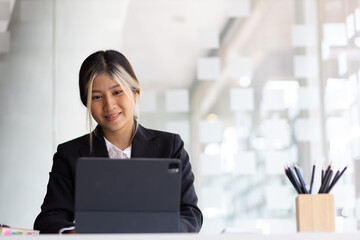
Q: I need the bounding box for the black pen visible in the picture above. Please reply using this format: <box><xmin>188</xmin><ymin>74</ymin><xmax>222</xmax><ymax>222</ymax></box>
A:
<box><xmin>294</xmin><ymin>164</ymin><xmax>308</xmax><ymax>194</ymax></box>
<box><xmin>309</xmin><ymin>164</ymin><xmax>316</xmax><ymax>194</ymax></box>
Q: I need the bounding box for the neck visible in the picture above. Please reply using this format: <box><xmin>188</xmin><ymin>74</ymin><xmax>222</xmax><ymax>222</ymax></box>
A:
<box><xmin>102</xmin><ymin>124</ymin><xmax>134</xmax><ymax>151</ymax></box>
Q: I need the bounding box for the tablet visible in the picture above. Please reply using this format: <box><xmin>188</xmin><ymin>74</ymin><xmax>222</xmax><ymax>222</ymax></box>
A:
<box><xmin>75</xmin><ymin>158</ymin><xmax>182</xmax><ymax>233</ymax></box>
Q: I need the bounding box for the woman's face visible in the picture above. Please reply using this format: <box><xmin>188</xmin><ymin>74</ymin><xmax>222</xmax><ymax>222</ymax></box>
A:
<box><xmin>90</xmin><ymin>73</ymin><xmax>136</xmax><ymax>137</ymax></box>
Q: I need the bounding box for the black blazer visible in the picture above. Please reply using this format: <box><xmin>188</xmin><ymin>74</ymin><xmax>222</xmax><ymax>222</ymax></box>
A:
<box><xmin>34</xmin><ymin>124</ymin><xmax>203</xmax><ymax>233</ymax></box>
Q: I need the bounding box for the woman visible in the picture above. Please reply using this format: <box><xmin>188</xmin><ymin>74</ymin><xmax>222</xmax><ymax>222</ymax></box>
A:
<box><xmin>34</xmin><ymin>50</ymin><xmax>203</xmax><ymax>233</ymax></box>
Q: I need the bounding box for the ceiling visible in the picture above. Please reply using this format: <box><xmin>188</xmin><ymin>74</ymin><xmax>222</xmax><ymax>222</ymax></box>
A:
<box><xmin>120</xmin><ymin>0</ymin><xmax>300</xmax><ymax>99</ymax></box>
<box><xmin>3</xmin><ymin>0</ymin><xmax>349</xmax><ymax>95</ymax></box>
<box><xmin>121</xmin><ymin>0</ymin><xmax>236</xmax><ymax>90</ymax></box>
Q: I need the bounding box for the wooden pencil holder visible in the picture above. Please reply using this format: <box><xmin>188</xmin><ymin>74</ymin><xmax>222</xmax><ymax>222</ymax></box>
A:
<box><xmin>295</xmin><ymin>194</ymin><xmax>335</xmax><ymax>232</ymax></box>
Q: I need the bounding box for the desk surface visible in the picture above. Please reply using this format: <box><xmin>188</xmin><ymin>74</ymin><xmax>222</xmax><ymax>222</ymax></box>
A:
<box><xmin>2</xmin><ymin>233</ymin><xmax>360</xmax><ymax>240</ymax></box>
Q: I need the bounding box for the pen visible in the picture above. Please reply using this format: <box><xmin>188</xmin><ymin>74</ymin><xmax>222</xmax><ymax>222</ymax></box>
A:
<box><xmin>294</xmin><ymin>164</ymin><xmax>308</xmax><ymax>194</ymax></box>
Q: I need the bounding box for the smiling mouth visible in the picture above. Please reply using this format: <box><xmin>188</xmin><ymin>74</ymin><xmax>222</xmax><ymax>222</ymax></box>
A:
<box><xmin>105</xmin><ymin>113</ymin><xmax>121</xmax><ymax>120</ymax></box>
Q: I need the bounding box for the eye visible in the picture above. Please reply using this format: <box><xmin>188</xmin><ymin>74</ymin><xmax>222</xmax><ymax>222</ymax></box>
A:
<box><xmin>113</xmin><ymin>90</ymin><xmax>123</xmax><ymax>95</ymax></box>
<box><xmin>92</xmin><ymin>95</ymin><xmax>102</xmax><ymax>100</ymax></box>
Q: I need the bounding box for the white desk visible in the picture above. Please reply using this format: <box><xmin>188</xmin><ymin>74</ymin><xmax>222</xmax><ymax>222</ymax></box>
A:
<box><xmin>2</xmin><ymin>233</ymin><xmax>360</xmax><ymax>240</ymax></box>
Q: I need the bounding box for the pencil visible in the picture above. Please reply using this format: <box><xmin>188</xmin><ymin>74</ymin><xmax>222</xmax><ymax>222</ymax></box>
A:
<box><xmin>320</xmin><ymin>168</ymin><xmax>333</xmax><ymax>193</ymax></box>
<box><xmin>284</xmin><ymin>167</ymin><xmax>302</xmax><ymax>194</ymax></box>
<box><xmin>324</xmin><ymin>169</ymin><xmax>339</xmax><ymax>193</ymax></box>
<box><xmin>289</xmin><ymin>165</ymin><xmax>304</xmax><ymax>194</ymax></box>
<box><xmin>325</xmin><ymin>165</ymin><xmax>348</xmax><ymax>193</ymax></box>
<box><xmin>309</xmin><ymin>164</ymin><xmax>316</xmax><ymax>194</ymax></box>
<box><xmin>285</xmin><ymin>165</ymin><xmax>303</xmax><ymax>193</ymax></box>
<box><xmin>339</xmin><ymin>164</ymin><xmax>349</xmax><ymax>178</ymax></box>
<box><xmin>285</xmin><ymin>166</ymin><xmax>303</xmax><ymax>194</ymax></box>
<box><xmin>294</xmin><ymin>164</ymin><xmax>308</xmax><ymax>194</ymax></box>
<box><xmin>319</xmin><ymin>163</ymin><xmax>331</xmax><ymax>193</ymax></box>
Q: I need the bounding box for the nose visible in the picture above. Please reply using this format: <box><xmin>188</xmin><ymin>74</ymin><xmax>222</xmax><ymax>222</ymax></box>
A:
<box><xmin>103</xmin><ymin>95</ymin><xmax>115</xmax><ymax>111</ymax></box>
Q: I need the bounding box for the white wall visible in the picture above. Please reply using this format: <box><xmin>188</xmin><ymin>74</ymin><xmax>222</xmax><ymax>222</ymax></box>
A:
<box><xmin>0</xmin><ymin>0</ymin><xmax>127</xmax><ymax>229</ymax></box>
<box><xmin>0</xmin><ymin>0</ymin><xmax>54</xmax><ymax>228</ymax></box>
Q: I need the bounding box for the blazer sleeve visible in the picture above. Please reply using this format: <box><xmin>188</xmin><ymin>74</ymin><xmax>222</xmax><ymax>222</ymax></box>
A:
<box><xmin>33</xmin><ymin>144</ymin><xmax>76</xmax><ymax>233</ymax></box>
<box><xmin>172</xmin><ymin>134</ymin><xmax>203</xmax><ymax>232</ymax></box>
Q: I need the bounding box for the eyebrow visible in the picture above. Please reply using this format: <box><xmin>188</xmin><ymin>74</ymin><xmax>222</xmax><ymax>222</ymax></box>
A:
<box><xmin>92</xmin><ymin>84</ymin><xmax>121</xmax><ymax>93</ymax></box>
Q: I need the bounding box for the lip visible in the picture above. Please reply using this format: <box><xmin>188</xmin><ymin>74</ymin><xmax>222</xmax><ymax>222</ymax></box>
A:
<box><xmin>104</xmin><ymin>112</ymin><xmax>121</xmax><ymax>121</ymax></box>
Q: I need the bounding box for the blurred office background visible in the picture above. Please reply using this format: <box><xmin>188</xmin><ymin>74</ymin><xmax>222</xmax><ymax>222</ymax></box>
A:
<box><xmin>1</xmin><ymin>0</ymin><xmax>360</xmax><ymax>233</ymax></box>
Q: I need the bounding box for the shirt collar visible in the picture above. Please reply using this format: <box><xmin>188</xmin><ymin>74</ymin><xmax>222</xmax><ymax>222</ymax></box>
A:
<box><xmin>104</xmin><ymin>137</ymin><xmax>132</xmax><ymax>159</ymax></box>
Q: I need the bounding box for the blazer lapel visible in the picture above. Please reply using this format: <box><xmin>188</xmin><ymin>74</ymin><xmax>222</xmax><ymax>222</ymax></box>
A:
<box><xmin>79</xmin><ymin>125</ymin><xmax>109</xmax><ymax>158</ymax></box>
<box><xmin>93</xmin><ymin>125</ymin><xmax>110</xmax><ymax>157</ymax></box>
<box><xmin>79</xmin><ymin>124</ymin><xmax>158</xmax><ymax>158</ymax></box>
<box><xmin>131</xmin><ymin>124</ymin><xmax>159</xmax><ymax>158</ymax></box>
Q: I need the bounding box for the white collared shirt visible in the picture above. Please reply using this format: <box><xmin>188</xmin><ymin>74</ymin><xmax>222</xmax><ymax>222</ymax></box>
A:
<box><xmin>104</xmin><ymin>137</ymin><xmax>132</xmax><ymax>159</ymax></box>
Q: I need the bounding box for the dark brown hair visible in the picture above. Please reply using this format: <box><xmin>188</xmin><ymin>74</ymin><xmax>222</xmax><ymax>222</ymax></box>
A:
<box><xmin>79</xmin><ymin>50</ymin><xmax>138</xmax><ymax>106</ymax></box>
<box><xmin>78</xmin><ymin>50</ymin><xmax>141</xmax><ymax>150</ymax></box>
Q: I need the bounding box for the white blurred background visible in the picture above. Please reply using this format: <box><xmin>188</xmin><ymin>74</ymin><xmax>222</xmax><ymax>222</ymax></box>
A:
<box><xmin>0</xmin><ymin>0</ymin><xmax>360</xmax><ymax>234</ymax></box>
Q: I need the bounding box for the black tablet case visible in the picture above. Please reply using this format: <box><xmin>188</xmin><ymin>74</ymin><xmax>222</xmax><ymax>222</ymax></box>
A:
<box><xmin>75</xmin><ymin>158</ymin><xmax>182</xmax><ymax>233</ymax></box>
